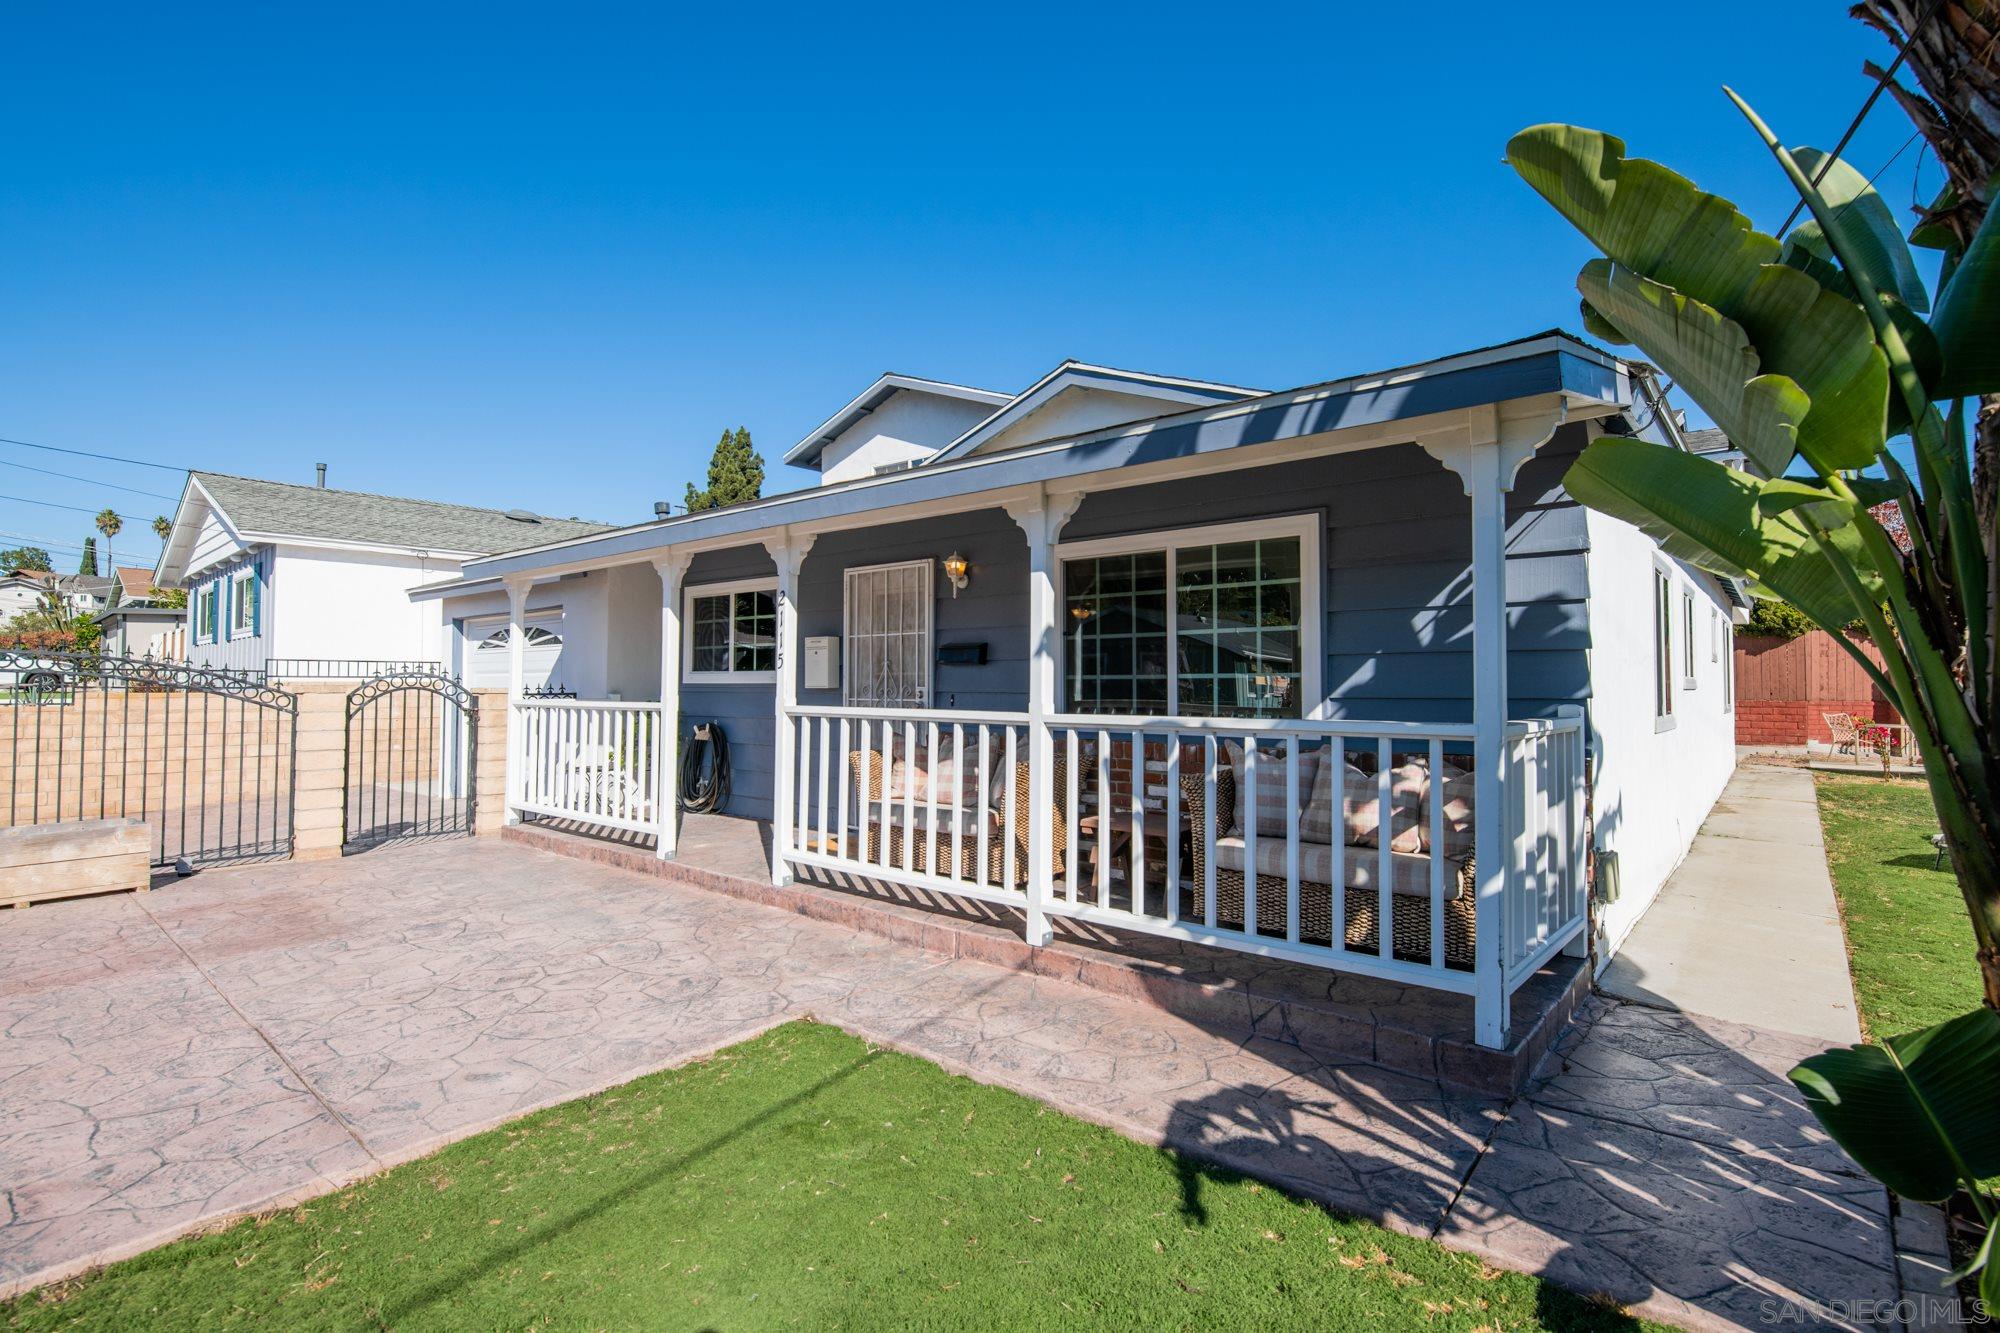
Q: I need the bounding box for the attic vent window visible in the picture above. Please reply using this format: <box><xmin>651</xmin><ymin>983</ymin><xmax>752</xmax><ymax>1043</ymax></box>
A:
<box><xmin>503</xmin><ymin>509</ymin><xmax>541</xmax><ymax>523</ymax></box>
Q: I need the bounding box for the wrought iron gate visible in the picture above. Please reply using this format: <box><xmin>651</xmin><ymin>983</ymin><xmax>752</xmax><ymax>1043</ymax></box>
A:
<box><xmin>1</xmin><ymin>652</ymin><xmax>298</xmax><ymax>868</ymax></box>
<box><xmin>342</xmin><ymin>671</ymin><xmax>477</xmax><ymax>851</ymax></box>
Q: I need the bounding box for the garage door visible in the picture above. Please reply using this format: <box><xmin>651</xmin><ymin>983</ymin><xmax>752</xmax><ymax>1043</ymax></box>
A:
<box><xmin>464</xmin><ymin>614</ymin><xmax>565</xmax><ymax>690</ymax></box>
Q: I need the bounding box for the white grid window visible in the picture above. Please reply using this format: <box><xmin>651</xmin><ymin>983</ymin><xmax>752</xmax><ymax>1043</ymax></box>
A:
<box><xmin>682</xmin><ymin>579</ymin><xmax>777</xmax><ymax>683</ymax></box>
<box><xmin>842</xmin><ymin>560</ymin><xmax>932</xmax><ymax>706</ymax></box>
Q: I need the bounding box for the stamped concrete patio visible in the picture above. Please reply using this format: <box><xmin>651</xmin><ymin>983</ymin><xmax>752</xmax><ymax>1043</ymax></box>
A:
<box><xmin>0</xmin><ymin>836</ymin><xmax>1905</xmax><ymax>1329</ymax></box>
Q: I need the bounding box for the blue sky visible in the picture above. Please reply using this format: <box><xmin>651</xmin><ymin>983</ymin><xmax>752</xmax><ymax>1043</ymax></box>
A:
<box><xmin>0</xmin><ymin>3</ymin><xmax>1935</xmax><ymax>574</ymax></box>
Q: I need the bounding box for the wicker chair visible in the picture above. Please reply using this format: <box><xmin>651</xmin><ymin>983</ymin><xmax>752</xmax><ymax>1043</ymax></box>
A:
<box><xmin>1180</xmin><ymin>765</ymin><xmax>1478</xmax><ymax>970</ymax></box>
<box><xmin>848</xmin><ymin>748</ymin><xmax>1067</xmax><ymax>888</ymax></box>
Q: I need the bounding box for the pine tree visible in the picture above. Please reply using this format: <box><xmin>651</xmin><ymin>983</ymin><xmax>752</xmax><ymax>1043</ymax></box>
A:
<box><xmin>78</xmin><ymin>537</ymin><xmax>98</xmax><ymax>576</ymax></box>
<box><xmin>682</xmin><ymin>427</ymin><xmax>764</xmax><ymax>513</ymax></box>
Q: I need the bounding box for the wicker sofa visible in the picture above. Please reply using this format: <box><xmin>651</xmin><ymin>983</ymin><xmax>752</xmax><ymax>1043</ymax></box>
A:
<box><xmin>848</xmin><ymin>747</ymin><xmax>1068</xmax><ymax>888</ymax></box>
<box><xmin>1180</xmin><ymin>752</ymin><xmax>1478</xmax><ymax>970</ymax></box>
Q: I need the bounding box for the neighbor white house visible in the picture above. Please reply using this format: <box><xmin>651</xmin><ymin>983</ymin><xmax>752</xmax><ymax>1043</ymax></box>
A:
<box><xmin>154</xmin><ymin>470</ymin><xmax>608</xmax><ymax>680</ymax></box>
<box><xmin>409</xmin><ymin>331</ymin><xmax>1745</xmax><ymax>1048</ymax></box>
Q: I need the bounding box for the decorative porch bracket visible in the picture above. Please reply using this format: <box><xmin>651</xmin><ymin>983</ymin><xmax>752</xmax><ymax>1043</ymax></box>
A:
<box><xmin>765</xmin><ymin>530</ymin><xmax>816</xmax><ymax>887</ymax></box>
<box><xmin>1417</xmin><ymin>394</ymin><xmax>1569</xmax><ymax>1049</ymax></box>
<box><xmin>652</xmin><ymin>551</ymin><xmax>694</xmax><ymax>860</ymax></box>
<box><xmin>1004</xmin><ymin>487</ymin><xmax>1086</xmax><ymax>947</ymax></box>
<box><xmin>502</xmin><ymin>576</ymin><xmax>532</xmax><ymax>826</ymax></box>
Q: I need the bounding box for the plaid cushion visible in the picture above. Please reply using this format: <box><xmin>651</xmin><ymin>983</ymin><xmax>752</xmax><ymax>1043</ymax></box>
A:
<box><xmin>1213</xmin><ymin>837</ymin><xmax>1460</xmax><ymax>901</ymax></box>
<box><xmin>1343</xmin><ymin>761</ymin><xmax>1424</xmax><ymax>853</ymax></box>
<box><xmin>1425</xmin><ymin>767</ymin><xmax>1476</xmax><ymax>858</ymax></box>
<box><xmin>1300</xmin><ymin>753</ymin><xmax>1342</xmax><ymax>844</ymax></box>
<box><xmin>859</xmin><ymin>736</ymin><xmax>1007</xmax><ymax>806</ymax></box>
<box><xmin>1222</xmin><ymin>740</ymin><xmax>1321</xmax><ymax>839</ymax></box>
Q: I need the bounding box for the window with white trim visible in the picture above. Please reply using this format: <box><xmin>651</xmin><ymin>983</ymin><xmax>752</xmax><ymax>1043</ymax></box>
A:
<box><xmin>842</xmin><ymin>560</ymin><xmax>932</xmax><ymax>705</ymax></box>
<box><xmin>683</xmin><ymin>579</ymin><xmax>777</xmax><ymax>682</ymax></box>
<box><xmin>1718</xmin><ymin>609</ymin><xmax>1735</xmax><ymax>712</ymax></box>
<box><xmin>195</xmin><ymin>582</ymin><xmax>218</xmax><ymax>644</ymax></box>
<box><xmin>1059</xmin><ymin>515</ymin><xmax>1319</xmax><ymax>719</ymax></box>
<box><xmin>1682</xmin><ymin>589</ymin><xmax>1697</xmax><ymax>687</ymax></box>
<box><xmin>230</xmin><ymin>567</ymin><xmax>256</xmax><ymax>639</ymax></box>
<box><xmin>1654</xmin><ymin>567</ymin><xmax>1675</xmax><ymax>722</ymax></box>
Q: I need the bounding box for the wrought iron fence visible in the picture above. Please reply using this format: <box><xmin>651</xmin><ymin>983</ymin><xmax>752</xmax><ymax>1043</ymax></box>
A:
<box><xmin>1</xmin><ymin>651</ymin><xmax>298</xmax><ymax>868</ymax></box>
<box><xmin>265</xmin><ymin>658</ymin><xmax>449</xmax><ymax>681</ymax></box>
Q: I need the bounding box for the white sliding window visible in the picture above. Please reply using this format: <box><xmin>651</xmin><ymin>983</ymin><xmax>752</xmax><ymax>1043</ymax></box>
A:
<box><xmin>842</xmin><ymin>559</ymin><xmax>932</xmax><ymax>705</ymax></box>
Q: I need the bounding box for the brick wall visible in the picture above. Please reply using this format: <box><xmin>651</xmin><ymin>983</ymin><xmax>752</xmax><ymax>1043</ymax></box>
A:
<box><xmin>1733</xmin><ymin>631</ymin><xmax>1902</xmax><ymax>746</ymax></box>
<box><xmin>1733</xmin><ymin>698</ymin><xmax>1897</xmax><ymax>746</ymax></box>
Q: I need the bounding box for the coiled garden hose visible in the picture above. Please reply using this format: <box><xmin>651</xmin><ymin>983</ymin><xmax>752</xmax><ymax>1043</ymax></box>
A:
<box><xmin>679</xmin><ymin>721</ymin><xmax>730</xmax><ymax>814</ymax></box>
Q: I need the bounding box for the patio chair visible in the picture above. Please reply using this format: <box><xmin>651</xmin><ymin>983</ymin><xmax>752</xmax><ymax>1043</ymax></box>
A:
<box><xmin>1823</xmin><ymin>712</ymin><xmax>1861</xmax><ymax>760</ymax></box>
<box><xmin>848</xmin><ymin>745</ymin><xmax>1067</xmax><ymax>888</ymax></box>
<box><xmin>1181</xmin><ymin>759</ymin><xmax>1478</xmax><ymax>970</ymax></box>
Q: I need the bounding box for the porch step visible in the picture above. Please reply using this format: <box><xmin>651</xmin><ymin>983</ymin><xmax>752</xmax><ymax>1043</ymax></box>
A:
<box><xmin>501</xmin><ymin>819</ymin><xmax>1590</xmax><ymax>1099</ymax></box>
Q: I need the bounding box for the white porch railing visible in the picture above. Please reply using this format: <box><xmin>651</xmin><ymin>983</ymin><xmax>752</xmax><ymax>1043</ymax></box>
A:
<box><xmin>511</xmin><ymin>699</ymin><xmax>665</xmax><ymax>836</ymax></box>
<box><xmin>779</xmin><ymin>705</ymin><xmax>1590</xmax><ymax>1004</ymax></box>
<box><xmin>785</xmin><ymin>705</ymin><xmax>1033</xmax><ymax>909</ymax></box>
<box><xmin>1501</xmin><ymin>713</ymin><xmax>1590</xmax><ymax>984</ymax></box>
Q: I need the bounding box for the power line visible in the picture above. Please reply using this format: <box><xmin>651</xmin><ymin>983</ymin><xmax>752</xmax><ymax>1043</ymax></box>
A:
<box><xmin>0</xmin><ymin>456</ymin><xmax>177</xmax><ymax>502</ymax></box>
<box><xmin>1775</xmin><ymin>0</ymin><xmax>1946</xmax><ymax>236</ymax></box>
<box><xmin>0</xmin><ymin>434</ymin><xmax>188</xmax><ymax>474</ymax></box>
<box><xmin>0</xmin><ymin>493</ymin><xmax>115</xmax><ymax>516</ymax></box>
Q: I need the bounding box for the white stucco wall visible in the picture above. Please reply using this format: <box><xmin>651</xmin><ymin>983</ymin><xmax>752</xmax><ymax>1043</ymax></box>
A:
<box><xmin>268</xmin><ymin>545</ymin><xmax>454</xmax><ymax>665</ymax></box>
<box><xmin>819</xmin><ymin>391</ymin><xmax>995</xmax><ymax>484</ymax></box>
<box><xmin>603</xmin><ymin>563</ymin><xmax>663</xmax><ymax>700</ymax></box>
<box><xmin>1585</xmin><ymin>508</ymin><xmax>1739</xmax><ymax>960</ymax></box>
<box><xmin>438</xmin><ymin>569</ymin><xmax>637</xmax><ymax>698</ymax></box>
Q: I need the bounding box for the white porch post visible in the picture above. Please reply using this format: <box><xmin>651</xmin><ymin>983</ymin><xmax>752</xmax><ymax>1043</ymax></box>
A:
<box><xmin>1466</xmin><ymin>440</ymin><xmax>1511</xmax><ymax>1049</ymax></box>
<box><xmin>764</xmin><ymin>531</ymin><xmax>813</xmax><ymax>886</ymax></box>
<box><xmin>502</xmin><ymin>576</ymin><xmax>530</xmax><ymax>825</ymax></box>
<box><xmin>1420</xmin><ymin>398</ymin><xmax>1567</xmax><ymax>1050</ymax></box>
<box><xmin>653</xmin><ymin>552</ymin><xmax>692</xmax><ymax>860</ymax></box>
<box><xmin>1006</xmin><ymin>489</ymin><xmax>1083</xmax><ymax>948</ymax></box>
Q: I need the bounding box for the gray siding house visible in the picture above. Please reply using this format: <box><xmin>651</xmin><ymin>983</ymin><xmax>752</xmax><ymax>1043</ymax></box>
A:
<box><xmin>413</xmin><ymin>332</ymin><xmax>1744</xmax><ymax>1049</ymax></box>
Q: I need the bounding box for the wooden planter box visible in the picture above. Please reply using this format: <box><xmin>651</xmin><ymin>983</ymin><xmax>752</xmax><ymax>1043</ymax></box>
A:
<box><xmin>0</xmin><ymin>818</ymin><xmax>151</xmax><ymax>908</ymax></box>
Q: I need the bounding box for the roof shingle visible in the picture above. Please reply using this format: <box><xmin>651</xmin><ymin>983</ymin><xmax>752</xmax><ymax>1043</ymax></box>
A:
<box><xmin>191</xmin><ymin>472</ymin><xmax>611</xmax><ymax>555</ymax></box>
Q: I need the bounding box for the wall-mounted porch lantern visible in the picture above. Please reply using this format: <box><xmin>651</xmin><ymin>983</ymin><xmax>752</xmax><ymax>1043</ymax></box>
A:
<box><xmin>941</xmin><ymin>551</ymin><xmax>970</xmax><ymax>598</ymax></box>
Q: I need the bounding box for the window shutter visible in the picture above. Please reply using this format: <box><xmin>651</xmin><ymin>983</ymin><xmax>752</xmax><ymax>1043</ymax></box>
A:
<box><xmin>221</xmin><ymin>574</ymin><xmax>231</xmax><ymax>640</ymax></box>
<box><xmin>250</xmin><ymin>565</ymin><xmax>262</xmax><ymax>636</ymax></box>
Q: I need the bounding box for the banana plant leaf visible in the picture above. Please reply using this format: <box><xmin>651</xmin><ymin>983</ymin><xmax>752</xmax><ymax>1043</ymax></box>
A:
<box><xmin>1789</xmin><ymin>1008</ymin><xmax>2000</xmax><ymax>1203</ymax></box>
<box><xmin>1579</xmin><ymin>259</ymin><xmax>1805</xmax><ymax>476</ymax></box>
<box><xmin>1509</xmin><ymin>125</ymin><xmax>1887</xmax><ymax>471</ymax></box>
<box><xmin>1563</xmin><ymin>438</ymin><xmax>1879</xmax><ymax>631</ymax></box>
<box><xmin>1931</xmin><ymin>196</ymin><xmax>2000</xmax><ymax>398</ymax></box>
<box><xmin>1786</xmin><ymin>148</ymin><xmax>1929</xmax><ymax>313</ymax></box>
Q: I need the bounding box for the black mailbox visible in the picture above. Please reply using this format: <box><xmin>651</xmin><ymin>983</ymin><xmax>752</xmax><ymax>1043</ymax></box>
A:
<box><xmin>937</xmin><ymin>642</ymin><xmax>988</xmax><ymax>666</ymax></box>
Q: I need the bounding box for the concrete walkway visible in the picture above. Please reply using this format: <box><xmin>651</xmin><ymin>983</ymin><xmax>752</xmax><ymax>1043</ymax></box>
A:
<box><xmin>1</xmin><ymin>837</ymin><xmax>1897</xmax><ymax>1329</ymax></box>
<box><xmin>1601</xmin><ymin>763</ymin><xmax>1862</xmax><ymax>1045</ymax></box>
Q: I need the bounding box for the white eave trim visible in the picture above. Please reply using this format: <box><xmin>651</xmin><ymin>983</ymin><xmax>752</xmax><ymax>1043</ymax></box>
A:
<box><xmin>930</xmin><ymin>361</ymin><xmax>1265</xmax><ymax>463</ymax></box>
<box><xmin>783</xmin><ymin>373</ymin><xmax>1013</xmax><ymax>467</ymax></box>
<box><xmin>428</xmin><ymin>331</ymin><xmax>1633</xmax><ymax>597</ymax></box>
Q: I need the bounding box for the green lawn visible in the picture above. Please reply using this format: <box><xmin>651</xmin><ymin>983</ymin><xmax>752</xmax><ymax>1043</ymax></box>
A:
<box><xmin>3</xmin><ymin>1021</ymin><xmax>1653</xmax><ymax>1331</ymax></box>
<box><xmin>1815</xmin><ymin>773</ymin><xmax>1984</xmax><ymax>1038</ymax></box>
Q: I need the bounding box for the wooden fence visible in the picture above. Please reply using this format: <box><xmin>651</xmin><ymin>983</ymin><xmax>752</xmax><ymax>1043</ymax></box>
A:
<box><xmin>1733</xmin><ymin>631</ymin><xmax>1898</xmax><ymax>745</ymax></box>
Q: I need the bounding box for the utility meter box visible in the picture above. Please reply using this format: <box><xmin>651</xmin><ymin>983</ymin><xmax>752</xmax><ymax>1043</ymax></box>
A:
<box><xmin>804</xmin><ymin>636</ymin><xmax>840</xmax><ymax>691</ymax></box>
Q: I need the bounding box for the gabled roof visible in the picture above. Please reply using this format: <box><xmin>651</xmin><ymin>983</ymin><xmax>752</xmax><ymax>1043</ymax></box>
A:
<box><xmin>114</xmin><ymin>566</ymin><xmax>155</xmax><ymax>600</ymax></box>
<box><xmin>928</xmin><ymin>361</ymin><xmax>1264</xmax><ymax>463</ymax></box>
<box><xmin>157</xmin><ymin>472</ymin><xmax>613</xmax><ymax>584</ymax></box>
<box><xmin>419</xmin><ymin>331</ymin><xmax>1636</xmax><ymax>595</ymax></box>
<box><xmin>784</xmin><ymin>374</ymin><xmax>1014</xmax><ymax>468</ymax></box>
